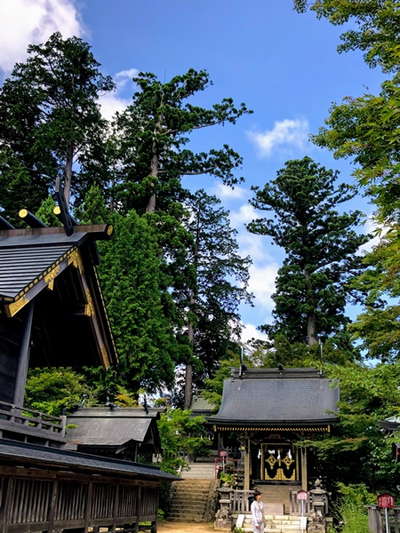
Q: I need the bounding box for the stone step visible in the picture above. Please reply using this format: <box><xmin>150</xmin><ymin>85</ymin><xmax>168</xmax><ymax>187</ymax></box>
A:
<box><xmin>170</xmin><ymin>502</ymin><xmax>208</xmax><ymax>510</ymax></box>
<box><xmin>168</xmin><ymin>512</ymin><xmax>207</xmax><ymax>518</ymax></box>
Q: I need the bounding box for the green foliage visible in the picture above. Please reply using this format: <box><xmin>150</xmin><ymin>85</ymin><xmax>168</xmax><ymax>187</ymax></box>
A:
<box><xmin>313</xmin><ymin>79</ymin><xmax>400</xmax><ymax>222</ymax></box>
<box><xmin>113</xmin><ymin>69</ymin><xmax>252</xmax><ymax>213</ymax></box>
<box><xmin>259</xmin><ymin>333</ymin><xmax>360</xmax><ymax>367</ymax></box>
<box><xmin>96</xmin><ymin>209</ymin><xmax>180</xmax><ymax>392</ymax></box>
<box><xmin>182</xmin><ymin>189</ymin><xmax>252</xmax><ymax>382</ymax></box>
<box><xmin>0</xmin><ymin>32</ymin><xmax>113</xmax><ymax>215</ymax></box>
<box><xmin>336</xmin><ymin>496</ymin><xmax>369</xmax><ymax>533</ymax></box>
<box><xmin>157</xmin><ymin>408</ymin><xmax>210</xmax><ymax>474</ymax></box>
<box><xmin>300</xmin><ymin>362</ymin><xmax>400</xmax><ymax>490</ymax></box>
<box><xmin>202</xmin><ymin>351</ymin><xmax>249</xmax><ymax>409</ymax></box>
<box><xmin>35</xmin><ymin>196</ymin><xmax>62</xmax><ymax>227</ymax></box>
<box><xmin>334</xmin><ymin>483</ymin><xmax>374</xmax><ymax>533</ymax></box>
<box><xmin>248</xmin><ymin>157</ymin><xmax>367</xmax><ymax>346</ymax></box>
<box><xmin>350</xmin><ymin>227</ymin><xmax>400</xmax><ymax>361</ymax></box>
<box><xmin>294</xmin><ymin>0</ymin><xmax>400</xmax><ymax>73</ymax></box>
<box><xmin>25</xmin><ymin>367</ymin><xmax>91</xmax><ymax>416</ymax></box>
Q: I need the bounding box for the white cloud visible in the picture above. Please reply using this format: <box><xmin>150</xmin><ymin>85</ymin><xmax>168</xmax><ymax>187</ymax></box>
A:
<box><xmin>98</xmin><ymin>68</ymin><xmax>139</xmax><ymax>120</ymax></box>
<box><xmin>247</xmin><ymin>118</ymin><xmax>309</xmax><ymax>158</ymax></box>
<box><xmin>248</xmin><ymin>263</ymin><xmax>278</xmax><ymax>309</ymax></box>
<box><xmin>230</xmin><ymin>204</ymin><xmax>258</xmax><ymax>228</ymax></box>
<box><xmin>213</xmin><ymin>182</ymin><xmax>248</xmax><ymax>201</ymax></box>
<box><xmin>241</xmin><ymin>322</ymin><xmax>269</xmax><ymax>344</ymax></box>
<box><xmin>238</xmin><ymin>232</ymin><xmax>271</xmax><ymax>263</ymax></box>
<box><xmin>0</xmin><ymin>0</ymin><xmax>82</xmax><ymax>73</ymax></box>
<box><xmin>358</xmin><ymin>215</ymin><xmax>389</xmax><ymax>254</ymax></box>
<box><xmin>115</xmin><ymin>68</ymin><xmax>140</xmax><ymax>88</ymax></box>
<box><xmin>98</xmin><ymin>92</ymin><xmax>129</xmax><ymax>121</ymax></box>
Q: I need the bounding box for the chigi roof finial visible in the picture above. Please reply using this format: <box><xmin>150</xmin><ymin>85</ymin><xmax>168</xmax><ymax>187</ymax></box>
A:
<box><xmin>54</xmin><ymin>177</ymin><xmax>76</xmax><ymax>236</ymax></box>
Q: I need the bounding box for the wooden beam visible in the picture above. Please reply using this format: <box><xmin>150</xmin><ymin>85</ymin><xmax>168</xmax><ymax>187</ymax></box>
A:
<box><xmin>301</xmin><ymin>448</ymin><xmax>308</xmax><ymax>491</ymax></box>
<box><xmin>260</xmin><ymin>444</ymin><xmax>265</xmax><ymax>481</ymax></box>
<box><xmin>13</xmin><ymin>303</ymin><xmax>34</xmax><ymax>406</ymax></box>
<box><xmin>244</xmin><ymin>437</ymin><xmax>250</xmax><ymax>492</ymax></box>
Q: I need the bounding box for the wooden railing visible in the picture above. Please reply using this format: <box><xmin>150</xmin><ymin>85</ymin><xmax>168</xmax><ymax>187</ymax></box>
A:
<box><xmin>0</xmin><ymin>401</ymin><xmax>66</xmax><ymax>438</ymax></box>
<box><xmin>0</xmin><ymin>474</ymin><xmax>159</xmax><ymax>532</ymax></box>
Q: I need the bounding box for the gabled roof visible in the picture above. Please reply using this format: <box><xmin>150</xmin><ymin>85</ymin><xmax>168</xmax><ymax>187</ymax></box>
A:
<box><xmin>67</xmin><ymin>407</ymin><xmax>161</xmax><ymax>448</ymax></box>
<box><xmin>0</xmin><ymin>225</ymin><xmax>111</xmax><ymax>304</ymax></box>
<box><xmin>208</xmin><ymin>367</ymin><xmax>339</xmax><ymax>429</ymax></box>
<box><xmin>0</xmin><ymin>224</ymin><xmax>117</xmax><ymax>367</ymax></box>
<box><xmin>0</xmin><ymin>439</ymin><xmax>177</xmax><ymax>481</ymax></box>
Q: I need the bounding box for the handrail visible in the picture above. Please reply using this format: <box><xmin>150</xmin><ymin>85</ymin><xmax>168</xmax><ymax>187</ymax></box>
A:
<box><xmin>0</xmin><ymin>401</ymin><xmax>66</xmax><ymax>437</ymax></box>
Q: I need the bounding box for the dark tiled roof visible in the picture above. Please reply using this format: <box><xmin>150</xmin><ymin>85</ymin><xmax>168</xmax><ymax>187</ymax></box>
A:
<box><xmin>0</xmin><ymin>439</ymin><xmax>177</xmax><ymax>481</ymax></box>
<box><xmin>0</xmin><ymin>244</ymin><xmax>73</xmax><ymax>299</ymax></box>
<box><xmin>208</xmin><ymin>368</ymin><xmax>339</xmax><ymax>426</ymax></box>
<box><xmin>67</xmin><ymin>408</ymin><xmax>160</xmax><ymax>446</ymax></box>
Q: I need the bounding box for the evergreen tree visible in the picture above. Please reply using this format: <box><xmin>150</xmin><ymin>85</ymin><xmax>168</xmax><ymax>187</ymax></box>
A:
<box><xmin>0</xmin><ymin>32</ymin><xmax>113</xmax><ymax>218</ymax></box>
<box><xmin>112</xmin><ymin>69</ymin><xmax>251</xmax><ymax>214</ymax></box>
<box><xmin>180</xmin><ymin>190</ymin><xmax>252</xmax><ymax>407</ymax></box>
<box><xmin>248</xmin><ymin>157</ymin><xmax>368</xmax><ymax>345</ymax></box>
<box><xmin>78</xmin><ymin>187</ymin><xmax>182</xmax><ymax>393</ymax></box>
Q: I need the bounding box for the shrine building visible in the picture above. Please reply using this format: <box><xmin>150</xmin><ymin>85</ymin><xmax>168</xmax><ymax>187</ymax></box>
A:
<box><xmin>208</xmin><ymin>367</ymin><xmax>339</xmax><ymax>494</ymax></box>
<box><xmin>0</xmin><ymin>213</ymin><xmax>175</xmax><ymax>533</ymax></box>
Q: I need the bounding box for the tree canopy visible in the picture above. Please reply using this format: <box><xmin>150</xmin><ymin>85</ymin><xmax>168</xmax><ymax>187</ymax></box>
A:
<box><xmin>248</xmin><ymin>157</ymin><xmax>367</xmax><ymax>346</ymax></box>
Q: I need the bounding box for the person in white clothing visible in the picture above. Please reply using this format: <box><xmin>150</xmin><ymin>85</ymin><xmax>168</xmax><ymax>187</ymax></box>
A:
<box><xmin>250</xmin><ymin>490</ymin><xmax>265</xmax><ymax>533</ymax></box>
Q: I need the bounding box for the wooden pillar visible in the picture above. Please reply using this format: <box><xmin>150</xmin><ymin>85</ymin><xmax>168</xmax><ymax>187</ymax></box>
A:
<box><xmin>244</xmin><ymin>436</ymin><xmax>250</xmax><ymax>491</ymax></box>
<box><xmin>13</xmin><ymin>303</ymin><xmax>34</xmax><ymax>407</ymax></box>
<box><xmin>296</xmin><ymin>447</ymin><xmax>300</xmax><ymax>483</ymax></box>
<box><xmin>133</xmin><ymin>485</ymin><xmax>141</xmax><ymax>533</ymax></box>
<box><xmin>260</xmin><ymin>444</ymin><xmax>265</xmax><ymax>481</ymax></box>
<box><xmin>301</xmin><ymin>447</ymin><xmax>308</xmax><ymax>491</ymax></box>
<box><xmin>84</xmin><ymin>481</ymin><xmax>93</xmax><ymax>533</ymax></box>
<box><xmin>1</xmin><ymin>478</ymin><xmax>15</xmax><ymax>533</ymax></box>
<box><xmin>47</xmin><ymin>480</ymin><xmax>59</xmax><ymax>533</ymax></box>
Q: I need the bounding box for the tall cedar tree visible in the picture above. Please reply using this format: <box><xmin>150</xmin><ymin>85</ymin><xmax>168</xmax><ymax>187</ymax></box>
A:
<box><xmin>112</xmin><ymin>69</ymin><xmax>251</xmax><ymax>214</ymax></box>
<box><xmin>111</xmin><ymin>70</ymin><xmax>251</xmax><ymax>402</ymax></box>
<box><xmin>180</xmin><ymin>190</ymin><xmax>252</xmax><ymax>407</ymax></box>
<box><xmin>0</xmin><ymin>32</ymin><xmax>113</xmax><ymax>217</ymax></box>
<box><xmin>248</xmin><ymin>157</ymin><xmax>368</xmax><ymax>346</ymax></box>
<box><xmin>77</xmin><ymin>186</ymin><xmax>181</xmax><ymax>393</ymax></box>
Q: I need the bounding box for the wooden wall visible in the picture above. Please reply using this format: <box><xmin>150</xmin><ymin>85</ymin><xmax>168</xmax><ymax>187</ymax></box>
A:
<box><xmin>0</xmin><ymin>466</ymin><xmax>159</xmax><ymax>532</ymax></box>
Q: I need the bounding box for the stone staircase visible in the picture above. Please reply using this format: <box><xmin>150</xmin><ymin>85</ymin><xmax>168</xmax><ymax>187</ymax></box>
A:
<box><xmin>168</xmin><ymin>462</ymin><xmax>217</xmax><ymax>522</ymax></box>
<box><xmin>180</xmin><ymin>462</ymin><xmax>215</xmax><ymax>479</ymax></box>
<box><xmin>237</xmin><ymin>513</ymin><xmax>306</xmax><ymax>533</ymax></box>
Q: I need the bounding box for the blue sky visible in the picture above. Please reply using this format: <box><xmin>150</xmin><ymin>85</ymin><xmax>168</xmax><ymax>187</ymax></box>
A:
<box><xmin>0</xmin><ymin>0</ymin><xmax>385</xmax><ymax>343</ymax></box>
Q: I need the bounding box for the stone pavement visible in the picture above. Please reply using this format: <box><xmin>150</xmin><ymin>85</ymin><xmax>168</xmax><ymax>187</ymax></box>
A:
<box><xmin>158</xmin><ymin>521</ymin><xmax>215</xmax><ymax>532</ymax></box>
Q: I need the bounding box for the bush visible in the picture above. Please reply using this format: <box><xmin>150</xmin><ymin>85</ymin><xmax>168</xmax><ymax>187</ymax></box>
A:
<box><xmin>335</xmin><ymin>483</ymin><xmax>375</xmax><ymax>533</ymax></box>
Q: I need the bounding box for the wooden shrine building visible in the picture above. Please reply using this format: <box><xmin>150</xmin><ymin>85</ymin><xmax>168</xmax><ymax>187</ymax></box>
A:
<box><xmin>208</xmin><ymin>367</ymin><xmax>339</xmax><ymax>492</ymax></box>
<box><xmin>0</xmin><ymin>217</ymin><xmax>176</xmax><ymax>533</ymax></box>
<box><xmin>67</xmin><ymin>407</ymin><xmax>162</xmax><ymax>463</ymax></box>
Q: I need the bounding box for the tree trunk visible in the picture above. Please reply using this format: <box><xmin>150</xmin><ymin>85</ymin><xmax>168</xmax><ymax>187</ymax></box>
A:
<box><xmin>307</xmin><ymin>313</ymin><xmax>318</xmax><ymax>346</ymax></box>
<box><xmin>145</xmin><ymin>151</ymin><xmax>158</xmax><ymax>213</ymax></box>
<box><xmin>145</xmin><ymin>94</ymin><xmax>163</xmax><ymax>213</ymax></box>
<box><xmin>183</xmin><ymin>210</ymin><xmax>200</xmax><ymax>409</ymax></box>
<box><xmin>303</xmin><ymin>267</ymin><xmax>318</xmax><ymax>346</ymax></box>
<box><xmin>63</xmin><ymin>144</ymin><xmax>74</xmax><ymax>204</ymax></box>
<box><xmin>184</xmin><ymin>360</ymin><xmax>193</xmax><ymax>409</ymax></box>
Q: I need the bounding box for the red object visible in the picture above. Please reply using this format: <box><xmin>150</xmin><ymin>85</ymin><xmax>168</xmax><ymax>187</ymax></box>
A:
<box><xmin>297</xmin><ymin>490</ymin><xmax>308</xmax><ymax>501</ymax></box>
<box><xmin>377</xmin><ymin>494</ymin><xmax>395</xmax><ymax>509</ymax></box>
